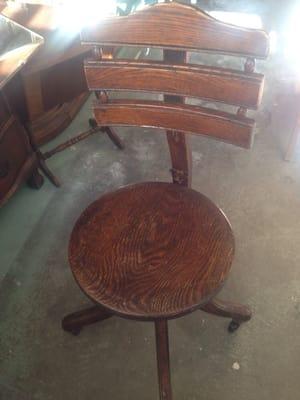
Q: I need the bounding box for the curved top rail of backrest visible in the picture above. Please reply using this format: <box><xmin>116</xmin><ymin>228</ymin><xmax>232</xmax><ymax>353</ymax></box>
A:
<box><xmin>81</xmin><ymin>1</ymin><xmax>269</xmax><ymax>59</ymax></box>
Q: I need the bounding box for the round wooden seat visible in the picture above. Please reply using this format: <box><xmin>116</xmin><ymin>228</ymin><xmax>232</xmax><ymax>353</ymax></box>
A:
<box><xmin>69</xmin><ymin>182</ymin><xmax>234</xmax><ymax>320</ymax></box>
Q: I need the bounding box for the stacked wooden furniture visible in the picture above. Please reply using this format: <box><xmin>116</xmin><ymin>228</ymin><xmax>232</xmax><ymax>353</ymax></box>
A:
<box><xmin>62</xmin><ymin>2</ymin><xmax>269</xmax><ymax>399</ymax></box>
<box><xmin>0</xmin><ymin>13</ymin><xmax>45</xmax><ymax>207</ymax></box>
<box><xmin>0</xmin><ymin>2</ymin><xmax>123</xmax><ymax>205</ymax></box>
<box><xmin>0</xmin><ymin>2</ymin><xmax>91</xmax><ymax>146</ymax></box>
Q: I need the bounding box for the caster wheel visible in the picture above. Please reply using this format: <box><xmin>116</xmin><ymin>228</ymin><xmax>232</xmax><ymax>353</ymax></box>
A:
<box><xmin>27</xmin><ymin>171</ymin><xmax>44</xmax><ymax>189</ymax></box>
<box><xmin>88</xmin><ymin>118</ymin><xmax>98</xmax><ymax>129</ymax></box>
<box><xmin>228</xmin><ymin>320</ymin><xmax>240</xmax><ymax>333</ymax></box>
<box><xmin>70</xmin><ymin>328</ymin><xmax>82</xmax><ymax>336</ymax></box>
<box><xmin>62</xmin><ymin>320</ymin><xmax>82</xmax><ymax>336</ymax></box>
<box><xmin>62</xmin><ymin>326</ymin><xmax>82</xmax><ymax>336</ymax></box>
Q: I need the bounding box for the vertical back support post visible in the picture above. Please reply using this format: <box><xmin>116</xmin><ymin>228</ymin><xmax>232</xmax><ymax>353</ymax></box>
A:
<box><xmin>238</xmin><ymin>57</ymin><xmax>256</xmax><ymax>117</ymax></box>
<box><xmin>164</xmin><ymin>50</ymin><xmax>192</xmax><ymax>188</ymax></box>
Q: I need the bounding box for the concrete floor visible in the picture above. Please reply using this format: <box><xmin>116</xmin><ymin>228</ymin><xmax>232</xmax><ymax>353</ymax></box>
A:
<box><xmin>1</xmin><ymin>1</ymin><xmax>300</xmax><ymax>399</ymax></box>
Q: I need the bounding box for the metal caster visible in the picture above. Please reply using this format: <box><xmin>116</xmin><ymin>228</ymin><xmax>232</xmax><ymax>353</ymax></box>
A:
<box><xmin>228</xmin><ymin>320</ymin><xmax>240</xmax><ymax>333</ymax></box>
<box><xmin>69</xmin><ymin>328</ymin><xmax>82</xmax><ymax>336</ymax></box>
<box><xmin>27</xmin><ymin>170</ymin><xmax>44</xmax><ymax>189</ymax></box>
<box><xmin>62</xmin><ymin>320</ymin><xmax>82</xmax><ymax>336</ymax></box>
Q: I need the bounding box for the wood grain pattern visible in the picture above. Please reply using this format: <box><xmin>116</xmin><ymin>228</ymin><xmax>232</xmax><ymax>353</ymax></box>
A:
<box><xmin>69</xmin><ymin>182</ymin><xmax>234</xmax><ymax>320</ymax></box>
<box><xmin>81</xmin><ymin>1</ymin><xmax>269</xmax><ymax>58</ymax></box>
<box><xmin>93</xmin><ymin>99</ymin><xmax>255</xmax><ymax>149</ymax></box>
<box><xmin>85</xmin><ymin>60</ymin><xmax>264</xmax><ymax>109</ymax></box>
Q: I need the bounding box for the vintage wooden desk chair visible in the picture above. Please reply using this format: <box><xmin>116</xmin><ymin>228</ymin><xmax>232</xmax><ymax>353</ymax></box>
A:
<box><xmin>62</xmin><ymin>2</ymin><xmax>269</xmax><ymax>399</ymax></box>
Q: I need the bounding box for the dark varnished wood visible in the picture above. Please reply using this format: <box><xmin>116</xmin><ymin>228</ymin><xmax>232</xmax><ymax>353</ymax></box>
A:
<box><xmin>69</xmin><ymin>182</ymin><xmax>234</xmax><ymax>320</ymax></box>
<box><xmin>155</xmin><ymin>320</ymin><xmax>172</xmax><ymax>400</ymax></box>
<box><xmin>62</xmin><ymin>305</ymin><xmax>112</xmax><ymax>335</ymax></box>
<box><xmin>42</xmin><ymin>122</ymin><xmax>103</xmax><ymax>160</ymax></box>
<box><xmin>1</xmin><ymin>3</ymin><xmax>124</xmax><ymax>186</ymax></box>
<box><xmin>0</xmin><ymin>4</ymin><xmax>94</xmax><ymax>198</ymax></box>
<box><xmin>164</xmin><ymin>49</ymin><xmax>192</xmax><ymax>188</ymax></box>
<box><xmin>64</xmin><ymin>3</ymin><xmax>268</xmax><ymax>398</ymax></box>
<box><xmin>93</xmin><ymin>99</ymin><xmax>255</xmax><ymax>149</ymax></box>
<box><xmin>85</xmin><ymin>60</ymin><xmax>264</xmax><ymax>109</ymax></box>
<box><xmin>0</xmin><ymin>15</ymin><xmax>45</xmax><ymax>206</ymax></box>
<box><xmin>27</xmin><ymin>167</ymin><xmax>44</xmax><ymax>189</ymax></box>
<box><xmin>1</xmin><ymin>3</ymin><xmax>92</xmax><ymax>145</ymax></box>
<box><xmin>42</xmin><ymin>123</ymin><xmax>123</xmax><ymax>160</ymax></box>
<box><xmin>27</xmin><ymin>93</ymin><xmax>89</xmax><ymax>146</ymax></box>
<box><xmin>102</xmin><ymin>126</ymin><xmax>124</xmax><ymax>150</ymax></box>
<box><xmin>81</xmin><ymin>1</ymin><xmax>269</xmax><ymax>58</ymax></box>
<box><xmin>0</xmin><ymin>110</ymin><xmax>41</xmax><ymax>207</ymax></box>
<box><xmin>1</xmin><ymin>3</ymin><xmax>122</xmax><ymax>168</ymax></box>
<box><xmin>201</xmin><ymin>298</ymin><xmax>252</xmax><ymax>332</ymax></box>
<box><xmin>167</xmin><ymin>130</ymin><xmax>191</xmax><ymax>187</ymax></box>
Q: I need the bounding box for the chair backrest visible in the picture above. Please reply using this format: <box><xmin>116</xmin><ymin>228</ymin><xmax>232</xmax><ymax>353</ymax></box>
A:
<box><xmin>81</xmin><ymin>1</ymin><xmax>269</xmax><ymax>186</ymax></box>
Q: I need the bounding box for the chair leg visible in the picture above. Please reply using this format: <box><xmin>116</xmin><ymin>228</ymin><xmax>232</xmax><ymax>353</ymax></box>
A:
<box><xmin>201</xmin><ymin>298</ymin><xmax>252</xmax><ymax>333</ymax></box>
<box><xmin>88</xmin><ymin>118</ymin><xmax>124</xmax><ymax>150</ymax></box>
<box><xmin>37</xmin><ymin>153</ymin><xmax>61</xmax><ymax>187</ymax></box>
<box><xmin>62</xmin><ymin>305</ymin><xmax>112</xmax><ymax>336</ymax></box>
<box><xmin>103</xmin><ymin>126</ymin><xmax>125</xmax><ymax>150</ymax></box>
<box><xmin>155</xmin><ymin>320</ymin><xmax>172</xmax><ymax>400</ymax></box>
<box><xmin>25</xmin><ymin>125</ymin><xmax>61</xmax><ymax>187</ymax></box>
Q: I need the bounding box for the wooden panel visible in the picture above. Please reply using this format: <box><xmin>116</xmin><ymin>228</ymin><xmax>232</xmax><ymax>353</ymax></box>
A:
<box><xmin>0</xmin><ymin>4</ymin><xmax>57</xmax><ymax>35</ymax></box>
<box><xmin>22</xmin><ymin>72</ymin><xmax>44</xmax><ymax>120</ymax></box>
<box><xmin>3</xmin><ymin>72</ymin><xmax>28</xmax><ymax>124</ymax></box>
<box><xmin>81</xmin><ymin>2</ymin><xmax>269</xmax><ymax>58</ymax></box>
<box><xmin>29</xmin><ymin>93</ymin><xmax>89</xmax><ymax>145</ymax></box>
<box><xmin>41</xmin><ymin>53</ymin><xmax>88</xmax><ymax>112</ymax></box>
<box><xmin>85</xmin><ymin>60</ymin><xmax>264</xmax><ymax>109</ymax></box>
<box><xmin>0</xmin><ymin>116</ymin><xmax>33</xmax><ymax>205</ymax></box>
<box><xmin>93</xmin><ymin>100</ymin><xmax>255</xmax><ymax>148</ymax></box>
<box><xmin>0</xmin><ymin>43</ymin><xmax>42</xmax><ymax>90</ymax></box>
<box><xmin>0</xmin><ymin>92</ymin><xmax>10</xmax><ymax>130</ymax></box>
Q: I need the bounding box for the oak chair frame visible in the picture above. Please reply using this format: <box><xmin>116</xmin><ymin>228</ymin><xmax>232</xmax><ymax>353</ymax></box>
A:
<box><xmin>62</xmin><ymin>2</ymin><xmax>269</xmax><ymax>399</ymax></box>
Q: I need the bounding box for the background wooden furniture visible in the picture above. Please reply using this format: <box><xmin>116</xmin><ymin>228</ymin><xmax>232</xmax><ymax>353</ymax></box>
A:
<box><xmin>62</xmin><ymin>2</ymin><xmax>269</xmax><ymax>399</ymax></box>
<box><xmin>0</xmin><ymin>94</ymin><xmax>43</xmax><ymax>207</ymax></box>
<box><xmin>0</xmin><ymin>3</ymin><xmax>91</xmax><ymax>146</ymax></box>
<box><xmin>1</xmin><ymin>2</ymin><xmax>123</xmax><ymax>197</ymax></box>
<box><xmin>0</xmin><ymin>12</ymin><xmax>45</xmax><ymax>207</ymax></box>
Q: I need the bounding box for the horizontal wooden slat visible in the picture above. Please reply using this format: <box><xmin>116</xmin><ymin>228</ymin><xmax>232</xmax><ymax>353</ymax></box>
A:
<box><xmin>85</xmin><ymin>60</ymin><xmax>264</xmax><ymax>109</ymax></box>
<box><xmin>93</xmin><ymin>100</ymin><xmax>255</xmax><ymax>149</ymax></box>
<box><xmin>81</xmin><ymin>2</ymin><xmax>269</xmax><ymax>58</ymax></box>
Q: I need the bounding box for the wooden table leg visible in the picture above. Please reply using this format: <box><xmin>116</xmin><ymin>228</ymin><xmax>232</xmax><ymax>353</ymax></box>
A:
<box><xmin>155</xmin><ymin>320</ymin><xmax>172</xmax><ymax>400</ymax></box>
